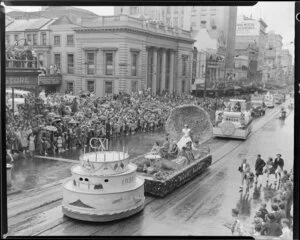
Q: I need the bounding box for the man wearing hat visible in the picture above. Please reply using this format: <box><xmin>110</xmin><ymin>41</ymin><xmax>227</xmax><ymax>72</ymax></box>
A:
<box><xmin>274</xmin><ymin>154</ymin><xmax>284</xmax><ymax>181</ymax></box>
<box><xmin>261</xmin><ymin>213</ymin><xmax>282</xmax><ymax>236</ymax></box>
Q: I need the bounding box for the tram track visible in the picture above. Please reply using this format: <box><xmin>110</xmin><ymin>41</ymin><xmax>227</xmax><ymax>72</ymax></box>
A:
<box><xmin>210</xmin><ymin>106</ymin><xmax>282</xmax><ymax>167</ymax></box>
<box><xmin>6</xmin><ymin>106</ymin><xmax>290</xmax><ymax>237</ymax></box>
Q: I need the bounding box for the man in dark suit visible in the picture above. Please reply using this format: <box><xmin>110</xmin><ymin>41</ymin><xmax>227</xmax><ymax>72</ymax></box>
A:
<box><xmin>255</xmin><ymin>154</ymin><xmax>266</xmax><ymax>183</ymax></box>
<box><xmin>274</xmin><ymin>154</ymin><xmax>284</xmax><ymax>180</ymax></box>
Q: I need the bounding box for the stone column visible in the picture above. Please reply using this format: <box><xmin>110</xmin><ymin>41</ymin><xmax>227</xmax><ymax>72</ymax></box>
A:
<box><xmin>169</xmin><ymin>50</ymin><xmax>174</xmax><ymax>94</ymax></box>
<box><xmin>160</xmin><ymin>49</ymin><xmax>166</xmax><ymax>94</ymax></box>
<box><xmin>152</xmin><ymin>47</ymin><xmax>157</xmax><ymax>95</ymax></box>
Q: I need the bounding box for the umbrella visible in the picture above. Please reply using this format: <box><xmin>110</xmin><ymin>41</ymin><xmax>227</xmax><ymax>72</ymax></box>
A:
<box><xmin>44</xmin><ymin>126</ymin><xmax>58</xmax><ymax>132</ymax></box>
<box><xmin>69</xmin><ymin>119</ymin><xmax>79</xmax><ymax>124</ymax></box>
<box><xmin>52</xmin><ymin>118</ymin><xmax>62</xmax><ymax>122</ymax></box>
<box><xmin>34</xmin><ymin>114</ymin><xmax>43</xmax><ymax>118</ymax></box>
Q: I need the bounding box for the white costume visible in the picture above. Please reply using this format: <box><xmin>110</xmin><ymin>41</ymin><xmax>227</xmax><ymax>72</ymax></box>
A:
<box><xmin>177</xmin><ymin>127</ymin><xmax>192</xmax><ymax>151</ymax></box>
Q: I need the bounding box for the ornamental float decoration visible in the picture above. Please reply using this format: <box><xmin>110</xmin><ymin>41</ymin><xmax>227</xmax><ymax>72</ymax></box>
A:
<box><xmin>62</xmin><ymin>138</ymin><xmax>145</xmax><ymax>222</ymax></box>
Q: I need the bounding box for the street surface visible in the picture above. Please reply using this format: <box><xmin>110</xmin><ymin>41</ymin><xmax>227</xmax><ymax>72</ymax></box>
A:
<box><xmin>6</xmin><ymin>104</ymin><xmax>293</xmax><ymax>236</ymax></box>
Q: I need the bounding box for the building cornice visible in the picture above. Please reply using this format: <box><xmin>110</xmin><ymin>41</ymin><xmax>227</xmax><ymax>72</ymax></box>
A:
<box><xmin>73</xmin><ymin>26</ymin><xmax>195</xmax><ymax>44</ymax></box>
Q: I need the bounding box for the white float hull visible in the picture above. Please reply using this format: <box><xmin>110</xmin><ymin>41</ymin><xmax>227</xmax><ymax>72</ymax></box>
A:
<box><xmin>213</xmin><ymin>124</ymin><xmax>252</xmax><ymax>140</ymax></box>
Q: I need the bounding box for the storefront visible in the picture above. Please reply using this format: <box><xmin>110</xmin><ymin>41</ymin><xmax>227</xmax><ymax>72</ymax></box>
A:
<box><xmin>38</xmin><ymin>75</ymin><xmax>62</xmax><ymax>94</ymax></box>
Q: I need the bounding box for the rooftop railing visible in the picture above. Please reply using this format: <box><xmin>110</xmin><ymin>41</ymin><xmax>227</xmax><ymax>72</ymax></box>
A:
<box><xmin>79</xmin><ymin>15</ymin><xmax>192</xmax><ymax>39</ymax></box>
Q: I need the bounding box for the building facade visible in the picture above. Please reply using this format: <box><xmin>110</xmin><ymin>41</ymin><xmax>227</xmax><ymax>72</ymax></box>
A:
<box><xmin>73</xmin><ymin>15</ymin><xmax>195</xmax><ymax>97</ymax></box>
<box><xmin>114</xmin><ymin>6</ymin><xmax>191</xmax><ymax>31</ymax></box>
<box><xmin>115</xmin><ymin>6</ymin><xmax>237</xmax><ymax>72</ymax></box>
<box><xmin>263</xmin><ymin>31</ymin><xmax>288</xmax><ymax>85</ymax></box>
<box><xmin>235</xmin><ymin>15</ymin><xmax>268</xmax><ymax>83</ymax></box>
<box><xmin>235</xmin><ymin>41</ymin><xmax>259</xmax><ymax>83</ymax></box>
<box><xmin>5</xmin><ymin>16</ymin><xmax>78</xmax><ymax>93</ymax></box>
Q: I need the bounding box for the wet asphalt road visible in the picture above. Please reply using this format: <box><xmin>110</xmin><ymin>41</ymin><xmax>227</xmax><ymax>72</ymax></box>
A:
<box><xmin>7</xmin><ymin>103</ymin><xmax>293</xmax><ymax>236</ymax></box>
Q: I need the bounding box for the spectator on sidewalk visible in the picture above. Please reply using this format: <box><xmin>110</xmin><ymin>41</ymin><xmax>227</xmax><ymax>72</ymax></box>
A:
<box><xmin>255</xmin><ymin>154</ymin><xmax>266</xmax><ymax>182</ymax></box>
<box><xmin>261</xmin><ymin>213</ymin><xmax>282</xmax><ymax>237</ymax></box>
<box><xmin>279</xmin><ymin>218</ymin><xmax>293</xmax><ymax>240</ymax></box>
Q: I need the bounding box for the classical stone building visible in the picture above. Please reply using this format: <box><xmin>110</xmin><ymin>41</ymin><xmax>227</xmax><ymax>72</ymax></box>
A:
<box><xmin>72</xmin><ymin>15</ymin><xmax>195</xmax><ymax>97</ymax></box>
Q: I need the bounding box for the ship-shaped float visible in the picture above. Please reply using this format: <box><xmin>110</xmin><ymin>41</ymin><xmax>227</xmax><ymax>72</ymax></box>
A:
<box><xmin>62</xmin><ymin>138</ymin><xmax>145</xmax><ymax>222</ymax></box>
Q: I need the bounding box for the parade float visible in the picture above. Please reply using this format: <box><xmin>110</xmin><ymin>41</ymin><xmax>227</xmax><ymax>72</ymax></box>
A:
<box><xmin>274</xmin><ymin>93</ymin><xmax>285</xmax><ymax>104</ymax></box>
<box><xmin>132</xmin><ymin>105</ymin><xmax>213</xmax><ymax>197</ymax></box>
<box><xmin>264</xmin><ymin>92</ymin><xmax>274</xmax><ymax>108</ymax></box>
<box><xmin>62</xmin><ymin>138</ymin><xmax>145</xmax><ymax>222</ymax></box>
<box><xmin>250</xmin><ymin>94</ymin><xmax>266</xmax><ymax>117</ymax></box>
<box><xmin>213</xmin><ymin>99</ymin><xmax>252</xmax><ymax>140</ymax></box>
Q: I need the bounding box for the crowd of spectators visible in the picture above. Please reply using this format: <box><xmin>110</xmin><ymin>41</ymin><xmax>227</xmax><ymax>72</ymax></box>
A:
<box><xmin>230</xmin><ymin>154</ymin><xmax>293</xmax><ymax>240</ymax></box>
<box><xmin>6</xmin><ymin>90</ymin><xmax>238</xmax><ymax>157</ymax></box>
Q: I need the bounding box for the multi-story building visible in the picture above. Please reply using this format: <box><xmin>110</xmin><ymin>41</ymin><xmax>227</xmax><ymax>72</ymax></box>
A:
<box><xmin>191</xmin><ymin>29</ymin><xmax>225</xmax><ymax>96</ymax></box>
<box><xmin>235</xmin><ymin>15</ymin><xmax>268</xmax><ymax>83</ymax></box>
<box><xmin>280</xmin><ymin>49</ymin><xmax>293</xmax><ymax>85</ymax></box>
<box><xmin>114</xmin><ymin>6</ymin><xmax>191</xmax><ymax>30</ymax></box>
<box><xmin>263</xmin><ymin>31</ymin><xmax>288</xmax><ymax>85</ymax></box>
<box><xmin>115</xmin><ymin>6</ymin><xmax>237</xmax><ymax>72</ymax></box>
<box><xmin>5</xmin><ymin>16</ymin><xmax>78</xmax><ymax>93</ymax></box>
<box><xmin>235</xmin><ymin>41</ymin><xmax>259</xmax><ymax>83</ymax></box>
<box><xmin>72</xmin><ymin>15</ymin><xmax>195</xmax><ymax>97</ymax></box>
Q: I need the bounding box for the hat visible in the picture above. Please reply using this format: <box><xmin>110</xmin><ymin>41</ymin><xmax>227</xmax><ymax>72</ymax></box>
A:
<box><xmin>267</xmin><ymin>213</ymin><xmax>275</xmax><ymax>221</ymax></box>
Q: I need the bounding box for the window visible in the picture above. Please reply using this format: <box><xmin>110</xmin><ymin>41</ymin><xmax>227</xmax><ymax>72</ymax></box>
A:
<box><xmin>54</xmin><ymin>54</ymin><xmax>61</xmax><ymax>70</ymax></box>
<box><xmin>33</xmin><ymin>34</ymin><xmax>37</xmax><ymax>46</ymax></box>
<box><xmin>131</xmin><ymin>81</ymin><xmax>138</xmax><ymax>92</ymax></box>
<box><xmin>87</xmin><ymin>80</ymin><xmax>95</xmax><ymax>93</ymax></box>
<box><xmin>86</xmin><ymin>52</ymin><xmax>95</xmax><ymax>75</ymax></box>
<box><xmin>26</xmin><ymin>34</ymin><xmax>31</xmax><ymax>45</ymax></box>
<box><xmin>14</xmin><ymin>34</ymin><xmax>19</xmax><ymax>42</ymax></box>
<box><xmin>105</xmin><ymin>52</ymin><xmax>113</xmax><ymax>75</ymax></box>
<box><xmin>67</xmin><ymin>82</ymin><xmax>74</xmax><ymax>93</ymax></box>
<box><xmin>67</xmin><ymin>54</ymin><xmax>74</xmax><ymax>74</ymax></box>
<box><xmin>182</xmin><ymin>56</ymin><xmax>188</xmax><ymax>76</ymax></box>
<box><xmin>41</xmin><ymin>32</ymin><xmax>47</xmax><ymax>45</ymax></box>
<box><xmin>38</xmin><ymin>54</ymin><xmax>44</xmax><ymax>66</ymax></box>
<box><xmin>104</xmin><ymin>81</ymin><xmax>113</xmax><ymax>95</ymax></box>
<box><xmin>182</xmin><ymin>81</ymin><xmax>185</xmax><ymax>92</ymax></box>
<box><xmin>6</xmin><ymin>35</ymin><xmax>10</xmax><ymax>45</ymax></box>
<box><xmin>131</xmin><ymin>52</ymin><xmax>138</xmax><ymax>76</ymax></box>
<box><xmin>67</xmin><ymin>35</ymin><xmax>74</xmax><ymax>46</ymax></box>
<box><xmin>54</xmin><ymin>35</ymin><xmax>60</xmax><ymax>46</ymax></box>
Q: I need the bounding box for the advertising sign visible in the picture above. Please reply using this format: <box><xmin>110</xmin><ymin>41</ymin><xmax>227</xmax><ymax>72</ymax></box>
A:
<box><xmin>6</xmin><ymin>76</ymin><xmax>38</xmax><ymax>87</ymax></box>
<box><xmin>38</xmin><ymin>75</ymin><xmax>62</xmax><ymax>85</ymax></box>
<box><xmin>236</xmin><ymin>20</ymin><xmax>260</xmax><ymax>36</ymax></box>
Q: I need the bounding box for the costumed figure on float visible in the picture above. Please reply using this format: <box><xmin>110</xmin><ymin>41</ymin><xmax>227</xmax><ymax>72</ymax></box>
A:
<box><xmin>213</xmin><ymin>99</ymin><xmax>252</xmax><ymax>140</ymax></box>
<box><xmin>132</xmin><ymin>104</ymin><xmax>213</xmax><ymax>197</ymax></box>
<box><xmin>177</xmin><ymin>124</ymin><xmax>192</xmax><ymax>151</ymax></box>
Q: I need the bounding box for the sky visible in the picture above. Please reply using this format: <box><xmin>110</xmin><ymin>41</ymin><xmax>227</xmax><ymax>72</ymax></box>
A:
<box><xmin>3</xmin><ymin>2</ymin><xmax>295</xmax><ymax>58</ymax></box>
